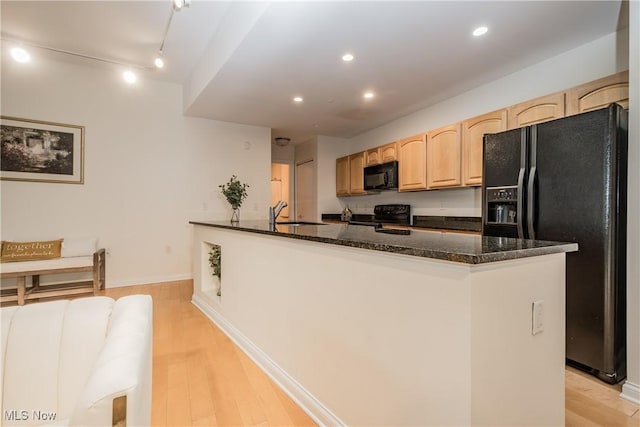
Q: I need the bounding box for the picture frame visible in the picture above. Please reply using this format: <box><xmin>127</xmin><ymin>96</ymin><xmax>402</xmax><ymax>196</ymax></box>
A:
<box><xmin>1</xmin><ymin>116</ymin><xmax>85</xmax><ymax>184</ymax></box>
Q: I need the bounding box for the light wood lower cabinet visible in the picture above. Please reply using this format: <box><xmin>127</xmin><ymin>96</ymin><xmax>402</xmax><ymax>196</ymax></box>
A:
<box><xmin>427</xmin><ymin>124</ymin><xmax>461</xmax><ymax>189</ymax></box>
<box><xmin>507</xmin><ymin>92</ymin><xmax>565</xmax><ymax>129</ymax></box>
<box><xmin>566</xmin><ymin>70</ymin><xmax>629</xmax><ymax>115</ymax></box>
<box><xmin>462</xmin><ymin>109</ymin><xmax>507</xmax><ymax>186</ymax></box>
<box><xmin>336</xmin><ymin>156</ymin><xmax>350</xmax><ymax>196</ymax></box>
<box><xmin>398</xmin><ymin>133</ymin><xmax>427</xmax><ymax>191</ymax></box>
<box><xmin>349</xmin><ymin>152</ymin><xmax>366</xmax><ymax>195</ymax></box>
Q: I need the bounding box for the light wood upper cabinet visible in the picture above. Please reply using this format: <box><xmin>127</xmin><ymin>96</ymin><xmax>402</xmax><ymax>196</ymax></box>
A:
<box><xmin>566</xmin><ymin>70</ymin><xmax>629</xmax><ymax>115</ymax></box>
<box><xmin>380</xmin><ymin>142</ymin><xmax>397</xmax><ymax>163</ymax></box>
<box><xmin>507</xmin><ymin>92</ymin><xmax>565</xmax><ymax>130</ymax></box>
<box><xmin>366</xmin><ymin>142</ymin><xmax>397</xmax><ymax>166</ymax></box>
<box><xmin>427</xmin><ymin>124</ymin><xmax>462</xmax><ymax>189</ymax></box>
<box><xmin>336</xmin><ymin>156</ymin><xmax>350</xmax><ymax>196</ymax></box>
<box><xmin>462</xmin><ymin>109</ymin><xmax>507</xmax><ymax>187</ymax></box>
<box><xmin>366</xmin><ymin>147</ymin><xmax>381</xmax><ymax>166</ymax></box>
<box><xmin>397</xmin><ymin>133</ymin><xmax>427</xmax><ymax>192</ymax></box>
<box><xmin>349</xmin><ymin>151</ymin><xmax>366</xmax><ymax>195</ymax></box>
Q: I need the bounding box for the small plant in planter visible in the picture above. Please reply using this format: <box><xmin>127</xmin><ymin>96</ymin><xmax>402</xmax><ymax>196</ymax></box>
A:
<box><xmin>208</xmin><ymin>245</ymin><xmax>222</xmax><ymax>296</ymax></box>
<box><xmin>219</xmin><ymin>175</ymin><xmax>249</xmax><ymax>223</ymax></box>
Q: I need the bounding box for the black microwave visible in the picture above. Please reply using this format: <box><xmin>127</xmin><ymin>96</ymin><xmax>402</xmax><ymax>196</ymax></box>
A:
<box><xmin>364</xmin><ymin>161</ymin><xmax>399</xmax><ymax>191</ymax></box>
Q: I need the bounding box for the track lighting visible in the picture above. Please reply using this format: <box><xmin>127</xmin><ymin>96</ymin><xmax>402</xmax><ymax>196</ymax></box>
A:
<box><xmin>154</xmin><ymin>51</ymin><xmax>165</xmax><ymax>69</ymax></box>
<box><xmin>123</xmin><ymin>70</ymin><xmax>137</xmax><ymax>84</ymax></box>
<box><xmin>173</xmin><ymin>0</ymin><xmax>191</xmax><ymax>11</ymax></box>
<box><xmin>3</xmin><ymin>0</ymin><xmax>192</xmax><ymax>78</ymax></box>
<box><xmin>10</xmin><ymin>47</ymin><xmax>31</xmax><ymax>63</ymax></box>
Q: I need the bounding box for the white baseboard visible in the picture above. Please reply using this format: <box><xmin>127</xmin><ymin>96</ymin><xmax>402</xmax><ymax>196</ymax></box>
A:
<box><xmin>621</xmin><ymin>380</ymin><xmax>640</xmax><ymax>404</ymax></box>
<box><xmin>191</xmin><ymin>294</ymin><xmax>345</xmax><ymax>427</ymax></box>
<box><xmin>107</xmin><ymin>274</ymin><xmax>193</xmax><ymax>288</ymax></box>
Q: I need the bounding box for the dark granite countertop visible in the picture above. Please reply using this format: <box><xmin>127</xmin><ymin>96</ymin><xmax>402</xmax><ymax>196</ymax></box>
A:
<box><xmin>321</xmin><ymin>214</ymin><xmax>482</xmax><ymax>232</ymax></box>
<box><xmin>190</xmin><ymin>220</ymin><xmax>577</xmax><ymax>265</ymax></box>
<box><xmin>412</xmin><ymin>216</ymin><xmax>482</xmax><ymax>232</ymax></box>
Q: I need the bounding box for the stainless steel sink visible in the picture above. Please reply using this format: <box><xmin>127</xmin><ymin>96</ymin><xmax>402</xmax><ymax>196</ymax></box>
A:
<box><xmin>276</xmin><ymin>221</ymin><xmax>326</xmax><ymax>226</ymax></box>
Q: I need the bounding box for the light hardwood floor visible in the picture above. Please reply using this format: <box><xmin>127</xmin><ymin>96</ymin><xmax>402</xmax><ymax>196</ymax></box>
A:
<box><xmin>101</xmin><ymin>280</ymin><xmax>639</xmax><ymax>427</ymax></box>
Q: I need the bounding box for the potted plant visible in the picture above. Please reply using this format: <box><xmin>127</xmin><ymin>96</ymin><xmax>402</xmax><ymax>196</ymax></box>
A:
<box><xmin>219</xmin><ymin>175</ymin><xmax>249</xmax><ymax>223</ymax></box>
<box><xmin>208</xmin><ymin>245</ymin><xmax>222</xmax><ymax>296</ymax></box>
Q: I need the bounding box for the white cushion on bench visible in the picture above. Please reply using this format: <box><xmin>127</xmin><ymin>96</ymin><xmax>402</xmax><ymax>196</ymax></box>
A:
<box><xmin>0</xmin><ymin>256</ymin><xmax>94</xmax><ymax>275</ymax></box>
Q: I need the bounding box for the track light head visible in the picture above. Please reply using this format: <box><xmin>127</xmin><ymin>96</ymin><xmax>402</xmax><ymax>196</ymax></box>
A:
<box><xmin>154</xmin><ymin>51</ymin><xmax>165</xmax><ymax>69</ymax></box>
<box><xmin>173</xmin><ymin>0</ymin><xmax>191</xmax><ymax>11</ymax></box>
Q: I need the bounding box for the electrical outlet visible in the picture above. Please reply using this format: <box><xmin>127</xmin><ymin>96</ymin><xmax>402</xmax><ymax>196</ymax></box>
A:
<box><xmin>532</xmin><ymin>300</ymin><xmax>544</xmax><ymax>335</ymax></box>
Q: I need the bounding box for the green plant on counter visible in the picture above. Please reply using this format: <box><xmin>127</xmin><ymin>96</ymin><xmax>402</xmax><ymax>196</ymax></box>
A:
<box><xmin>208</xmin><ymin>245</ymin><xmax>222</xmax><ymax>296</ymax></box>
<box><xmin>219</xmin><ymin>175</ymin><xmax>249</xmax><ymax>208</ymax></box>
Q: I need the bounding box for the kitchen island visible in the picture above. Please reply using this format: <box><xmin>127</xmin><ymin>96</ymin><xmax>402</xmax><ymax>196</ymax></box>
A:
<box><xmin>190</xmin><ymin>220</ymin><xmax>577</xmax><ymax>426</ymax></box>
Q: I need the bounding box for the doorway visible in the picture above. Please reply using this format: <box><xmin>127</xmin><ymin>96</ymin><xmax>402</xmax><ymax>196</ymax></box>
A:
<box><xmin>271</xmin><ymin>163</ymin><xmax>291</xmax><ymax>220</ymax></box>
<box><xmin>295</xmin><ymin>160</ymin><xmax>316</xmax><ymax>222</ymax></box>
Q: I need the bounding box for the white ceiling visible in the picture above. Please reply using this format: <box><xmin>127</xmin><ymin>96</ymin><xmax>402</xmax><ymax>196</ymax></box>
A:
<box><xmin>0</xmin><ymin>1</ymin><xmax>626</xmax><ymax>145</ymax></box>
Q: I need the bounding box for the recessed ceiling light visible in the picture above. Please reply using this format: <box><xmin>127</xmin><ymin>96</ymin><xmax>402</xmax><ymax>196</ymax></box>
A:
<box><xmin>293</xmin><ymin>96</ymin><xmax>303</xmax><ymax>103</ymax></box>
<box><xmin>342</xmin><ymin>53</ymin><xmax>354</xmax><ymax>62</ymax></box>
<box><xmin>473</xmin><ymin>26</ymin><xmax>488</xmax><ymax>37</ymax></box>
<box><xmin>123</xmin><ymin>70</ymin><xmax>137</xmax><ymax>84</ymax></box>
<box><xmin>10</xmin><ymin>47</ymin><xmax>30</xmax><ymax>63</ymax></box>
<box><xmin>363</xmin><ymin>91</ymin><xmax>375</xmax><ymax>99</ymax></box>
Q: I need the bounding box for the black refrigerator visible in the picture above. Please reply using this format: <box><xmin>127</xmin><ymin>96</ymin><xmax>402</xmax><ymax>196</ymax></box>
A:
<box><xmin>482</xmin><ymin>104</ymin><xmax>628</xmax><ymax>384</ymax></box>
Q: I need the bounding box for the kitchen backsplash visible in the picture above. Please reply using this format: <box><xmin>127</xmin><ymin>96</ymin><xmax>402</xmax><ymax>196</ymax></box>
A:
<box><xmin>338</xmin><ymin>186</ymin><xmax>481</xmax><ymax>217</ymax></box>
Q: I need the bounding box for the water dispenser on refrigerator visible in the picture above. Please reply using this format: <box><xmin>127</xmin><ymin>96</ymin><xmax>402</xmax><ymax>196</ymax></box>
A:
<box><xmin>485</xmin><ymin>186</ymin><xmax>519</xmax><ymax>228</ymax></box>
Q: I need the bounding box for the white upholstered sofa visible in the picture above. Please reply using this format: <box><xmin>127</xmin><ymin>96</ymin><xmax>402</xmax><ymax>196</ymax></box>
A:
<box><xmin>1</xmin><ymin>295</ymin><xmax>152</xmax><ymax>426</ymax></box>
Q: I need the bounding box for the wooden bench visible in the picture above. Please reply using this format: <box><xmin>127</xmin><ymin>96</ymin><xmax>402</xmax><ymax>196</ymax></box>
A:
<box><xmin>0</xmin><ymin>247</ymin><xmax>105</xmax><ymax>306</ymax></box>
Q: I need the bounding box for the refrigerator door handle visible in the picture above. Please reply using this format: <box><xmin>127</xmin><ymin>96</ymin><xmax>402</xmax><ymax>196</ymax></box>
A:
<box><xmin>517</xmin><ymin>168</ymin><xmax>525</xmax><ymax>239</ymax></box>
<box><xmin>527</xmin><ymin>167</ymin><xmax>537</xmax><ymax>239</ymax></box>
<box><xmin>527</xmin><ymin>126</ymin><xmax>538</xmax><ymax>240</ymax></box>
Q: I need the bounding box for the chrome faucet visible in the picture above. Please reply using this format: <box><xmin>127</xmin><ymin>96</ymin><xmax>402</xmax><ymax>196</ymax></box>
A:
<box><xmin>269</xmin><ymin>201</ymin><xmax>288</xmax><ymax>225</ymax></box>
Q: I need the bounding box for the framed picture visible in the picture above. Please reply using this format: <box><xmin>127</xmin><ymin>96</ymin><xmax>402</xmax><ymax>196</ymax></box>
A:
<box><xmin>1</xmin><ymin>116</ymin><xmax>84</xmax><ymax>184</ymax></box>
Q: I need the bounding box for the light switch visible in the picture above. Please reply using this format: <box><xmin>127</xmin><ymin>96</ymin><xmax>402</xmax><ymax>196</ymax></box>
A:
<box><xmin>532</xmin><ymin>300</ymin><xmax>544</xmax><ymax>335</ymax></box>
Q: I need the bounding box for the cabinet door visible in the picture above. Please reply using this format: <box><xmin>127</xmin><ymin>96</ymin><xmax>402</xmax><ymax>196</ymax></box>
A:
<box><xmin>566</xmin><ymin>70</ymin><xmax>629</xmax><ymax>115</ymax></box>
<box><xmin>427</xmin><ymin>124</ymin><xmax>462</xmax><ymax>189</ymax></box>
<box><xmin>349</xmin><ymin>152</ymin><xmax>366</xmax><ymax>195</ymax></box>
<box><xmin>397</xmin><ymin>134</ymin><xmax>427</xmax><ymax>191</ymax></box>
<box><xmin>366</xmin><ymin>148</ymin><xmax>381</xmax><ymax>166</ymax></box>
<box><xmin>462</xmin><ymin>110</ymin><xmax>507</xmax><ymax>186</ymax></box>
<box><xmin>336</xmin><ymin>156</ymin><xmax>350</xmax><ymax>196</ymax></box>
<box><xmin>380</xmin><ymin>142</ymin><xmax>397</xmax><ymax>162</ymax></box>
<box><xmin>507</xmin><ymin>92</ymin><xmax>565</xmax><ymax>129</ymax></box>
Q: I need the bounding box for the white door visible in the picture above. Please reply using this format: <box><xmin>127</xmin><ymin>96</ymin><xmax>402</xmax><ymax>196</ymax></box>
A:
<box><xmin>295</xmin><ymin>160</ymin><xmax>316</xmax><ymax>222</ymax></box>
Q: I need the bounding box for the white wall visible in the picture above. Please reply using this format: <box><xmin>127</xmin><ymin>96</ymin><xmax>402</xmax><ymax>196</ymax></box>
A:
<box><xmin>271</xmin><ymin>141</ymin><xmax>295</xmax><ymax>164</ymax></box>
<box><xmin>1</xmin><ymin>52</ymin><xmax>271</xmax><ymax>287</ymax></box>
<box><xmin>316</xmin><ymin>135</ymin><xmax>349</xmax><ymax>218</ymax></box>
<box><xmin>622</xmin><ymin>0</ymin><xmax>640</xmax><ymax>404</ymax></box>
<box><xmin>292</xmin><ymin>138</ymin><xmax>318</xmax><ymax>221</ymax></box>
<box><xmin>333</xmin><ymin>30</ymin><xmax>629</xmax><ymax>218</ymax></box>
